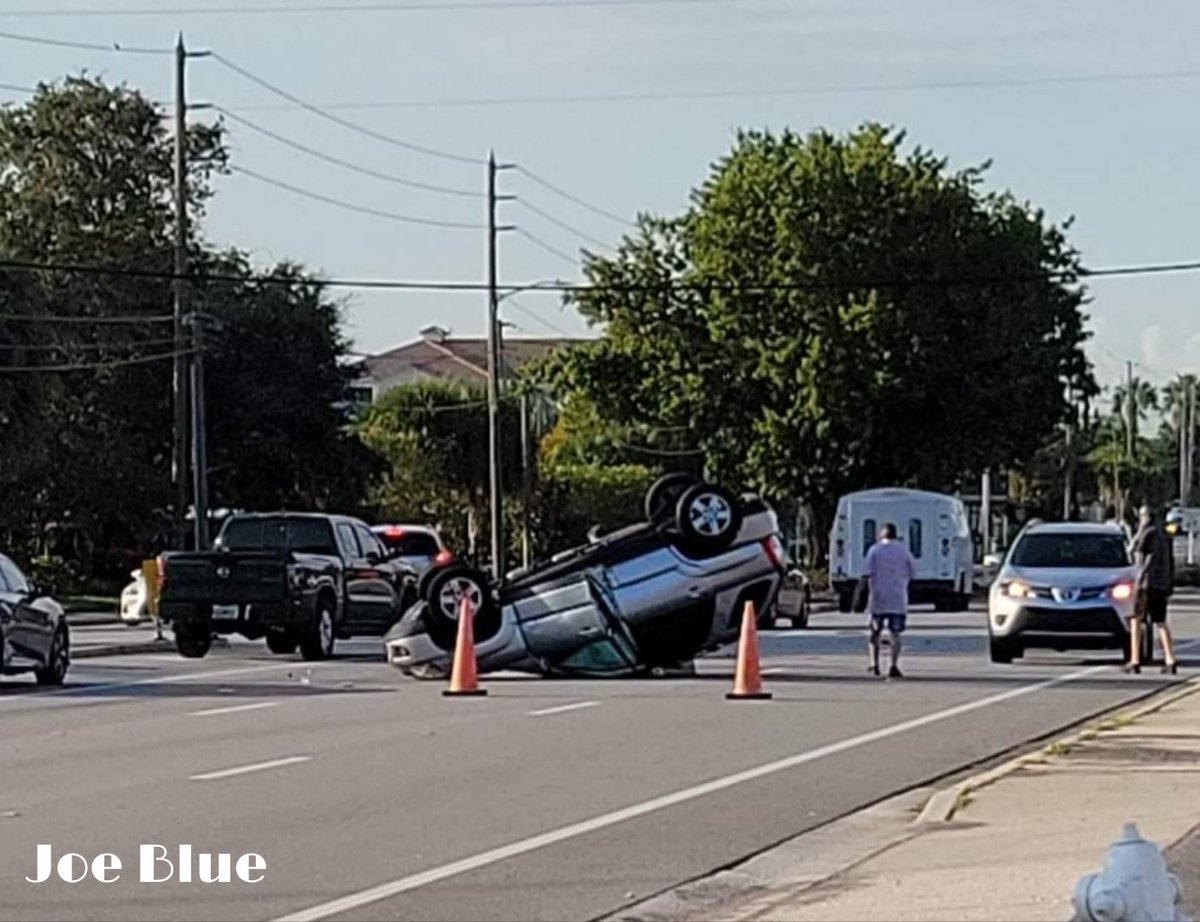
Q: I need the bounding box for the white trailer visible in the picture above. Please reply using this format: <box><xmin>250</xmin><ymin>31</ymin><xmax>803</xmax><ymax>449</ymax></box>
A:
<box><xmin>829</xmin><ymin>488</ymin><xmax>974</xmax><ymax>613</ymax></box>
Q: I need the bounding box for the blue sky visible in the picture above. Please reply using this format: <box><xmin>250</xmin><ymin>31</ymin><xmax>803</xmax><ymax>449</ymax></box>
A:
<box><xmin>0</xmin><ymin>0</ymin><xmax>1197</xmax><ymax>390</ymax></box>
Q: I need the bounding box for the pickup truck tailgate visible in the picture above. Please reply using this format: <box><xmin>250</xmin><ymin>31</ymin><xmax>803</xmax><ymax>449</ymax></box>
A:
<box><xmin>162</xmin><ymin>552</ymin><xmax>289</xmax><ymax>604</ymax></box>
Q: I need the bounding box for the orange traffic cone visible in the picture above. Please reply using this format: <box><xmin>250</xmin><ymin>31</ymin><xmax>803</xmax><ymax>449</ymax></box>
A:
<box><xmin>726</xmin><ymin>600</ymin><xmax>772</xmax><ymax>700</ymax></box>
<box><xmin>443</xmin><ymin>596</ymin><xmax>487</xmax><ymax>697</ymax></box>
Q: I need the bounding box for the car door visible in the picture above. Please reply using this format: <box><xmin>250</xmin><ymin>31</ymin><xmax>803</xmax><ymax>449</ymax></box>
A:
<box><xmin>333</xmin><ymin>522</ymin><xmax>373</xmax><ymax>634</ymax></box>
<box><xmin>0</xmin><ymin>556</ymin><xmax>51</xmax><ymax>664</ymax></box>
<box><xmin>351</xmin><ymin>523</ymin><xmax>402</xmax><ymax>633</ymax></box>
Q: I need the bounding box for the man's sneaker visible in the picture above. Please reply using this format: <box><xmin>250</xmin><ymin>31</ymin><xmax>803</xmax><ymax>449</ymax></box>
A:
<box><xmin>868</xmin><ymin>664</ymin><xmax>881</xmax><ymax>677</ymax></box>
<box><xmin>888</xmin><ymin>665</ymin><xmax>903</xmax><ymax>680</ymax></box>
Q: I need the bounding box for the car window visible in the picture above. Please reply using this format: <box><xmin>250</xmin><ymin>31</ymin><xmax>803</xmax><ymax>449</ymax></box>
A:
<box><xmin>862</xmin><ymin>519</ymin><xmax>876</xmax><ymax>558</ymax></box>
<box><xmin>220</xmin><ymin>517</ymin><xmax>337</xmax><ymax>554</ymax></box>
<box><xmin>377</xmin><ymin>529</ymin><xmax>440</xmax><ymax>557</ymax></box>
<box><xmin>336</xmin><ymin>523</ymin><xmax>362</xmax><ymax>559</ymax></box>
<box><xmin>0</xmin><ymin>555</ymin><xmax>29</xmax><ymax>593</ymax></box>
<box><xmin>909</xmin><ymin>519</ymin><xmax>923</xmax><ymax>558</ymax></box>
<box><xmin>353</xmin><ymin>524</ymin><xmax>384</xmax><ymax>559</ymax></box>
<box><xmin>1010</xmin><ymin>533</ymin><xmax>1130</xmax><ymax>569</ymax></box>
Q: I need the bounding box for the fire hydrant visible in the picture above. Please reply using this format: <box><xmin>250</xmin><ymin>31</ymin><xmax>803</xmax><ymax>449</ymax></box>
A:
<box><xmin>1073</xmin><ymin>823</ymin><xmax>1189</xmax><ymax>921</ymax></box>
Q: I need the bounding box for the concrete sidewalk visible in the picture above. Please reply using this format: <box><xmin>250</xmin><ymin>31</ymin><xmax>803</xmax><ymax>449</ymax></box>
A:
<box><xmin>616</xmin><ymin>680</ymin><xmax>1200</xmax><ymax>922</ymax></box>
<box><xmin>69</xmin><ymin>620</ymin><xmax>174</xmax><ymax>658</ymax></box>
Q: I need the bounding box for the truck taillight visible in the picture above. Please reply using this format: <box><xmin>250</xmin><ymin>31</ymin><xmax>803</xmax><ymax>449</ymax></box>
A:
<box><xmin>762</xmin><ymin>535</ymin><xmax>784</xmax><ymax>570</ymax></box>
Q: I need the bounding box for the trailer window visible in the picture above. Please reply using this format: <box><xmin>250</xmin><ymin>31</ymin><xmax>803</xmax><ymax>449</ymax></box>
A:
<box><xmin>862</xmin><ymin>519</ymin><xmax>876</xmax><ymax>557</ymax></box>
<box><xmin>909</xmin><ymin>519</ymin><xmax>924</xmax><ymax>558</ymax></box>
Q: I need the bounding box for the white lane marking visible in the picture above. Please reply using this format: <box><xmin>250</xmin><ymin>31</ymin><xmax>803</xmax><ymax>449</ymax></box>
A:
<box><xmin>190</xmin><ymin>755</ymin><xmax>312</xmax><ymax>781</ymax></box>
<box><xmin>188</xmin><ymin>701</ymin><xmax>280</xmax><ymax>718</ymax></box>
<box><xmin>1</xmin><ymin>663</ymin><xmax>316</xmax><ymax>707</ymax></box>
<box><xmin>528</xmin><ymin>701</ymin><xmax>599</xmax><ymax>717</ymax></box>
<box><xmin>274</xmin><ymin>664</ymin><xmax>1107</xmax><ymax>922</ymax></box>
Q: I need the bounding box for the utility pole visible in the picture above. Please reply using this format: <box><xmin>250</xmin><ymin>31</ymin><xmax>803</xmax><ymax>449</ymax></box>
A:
<box><xmin>485</xmin><ymin>152</ymin><xmax>515</xmax><ymax>580</ymax></box>
<box><xmin>1125</xmin><ymin>360</ymin><xmax>1136</xmax><ymax>461</ymax></box>
<box><xmin>190</xmin><ymin>314</ymin><xmax>210</xmax><ymax>549</ymax></box>
<box><xmin>520</xmin><ymin>391</ymin><xmax>531</xmax><ymax>569</ymax></box>
<box><xmin>1064</xmin><ymin>386</ymin><xmax>1075</xmax><ymax>521</ymax></box>
<box><xmin>172</xmin><ymin>34</ymin><xmax>190</xmax><ymax>548</ymax></box>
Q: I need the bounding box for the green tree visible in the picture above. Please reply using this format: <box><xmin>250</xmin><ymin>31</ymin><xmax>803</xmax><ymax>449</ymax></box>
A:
<box><xmin>552</xmin><ymin>124</ymin><xmax>1094</xmax><ymax>536</ymax></box>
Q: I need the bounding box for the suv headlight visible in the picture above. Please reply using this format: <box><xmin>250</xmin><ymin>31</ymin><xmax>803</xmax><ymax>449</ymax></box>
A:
<box><xmin>1110</xmin><ymin>581</ymin><xmax>1135</xmax><ymax>601</ymax></box>
<box><xmin>1002</xmin><ymin>580</ymin><xmax>1032</xmax><ymax>599</ymax></box>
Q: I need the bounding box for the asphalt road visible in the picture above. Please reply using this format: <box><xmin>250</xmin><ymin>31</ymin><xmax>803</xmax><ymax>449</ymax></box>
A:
<box><xmin>3</xmin><ymin>596</ymin><xmax>1198</xmax><ymax>922</ymax></box>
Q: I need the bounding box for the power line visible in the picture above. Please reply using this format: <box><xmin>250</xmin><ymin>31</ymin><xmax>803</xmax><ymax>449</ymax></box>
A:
<box><xmin>0</xmin><ymin>348</ymin><xmax>193</xmax><ymax>373</ymax></box>
<box><xmin>0</xmin><ymin>336</ymin><xmax>177</xmax><ymax>351</ymax></box>
<box><xmin>215</xmin><ymin>68</ymin><xmax>1200</xmax><ymax>113</ymax></box>
<box><xmin>228</xmin><ymin>164</ymin><xmax>484</xmax><ymax>229</ymax></box>
<box><xmin>0</xmin><ymin>0</ymin><xmax>779</xmax><ymax>17</ymax></box>
<box><xmin>4</xmin><ymin>255</ymin><xmax>1200</xmax><ymax>294</ymax></box>
<box><xmin>515</xmin><ymin>166</ymin><xmax>630</xmax><ymax>228</ymax></box>
<box><xmin>0</xmin><ymin>27</ymin><xmax>171</xmax><ymax>55</ymax></box>
<box><xmin>210</xmin><ymin>52</ymin><xmax>479</xmax><ymax>166</ymax></box>
<box><xmin>214</xmin><ymin>106</ymin><xmax>480</xmax><ymax>199</ymax></box>
<box><xmin>515</xmin><ymin>199</ymin><xmax>615</xmax><ymax>252</ymax></box>
<box><xmin>503</xmin><ymin>297</ymin><xmax>576</xmax><ymax>338</ymax></box>
<box><xmin>0</xmin><ymin>310</ymin><xmax>175</xmax><ymax>324</ymax></box>
<box><xmin>516</xmin><ymin>229</ymin><xmax>580</xmax><ymax>267</ymax></box>
<box><xmin>0</xmin><ymin>81</ymin><xmax>36</xmax><ymax>93</ymax></box>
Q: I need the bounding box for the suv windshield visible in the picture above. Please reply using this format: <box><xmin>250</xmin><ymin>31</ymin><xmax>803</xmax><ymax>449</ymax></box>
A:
<box><xmin>219</xmin><ymin>517</ymin><xmax>336</xmax><ymax>554</ymax></box>
<box><xmin>1010</xmin><ymin>533</ymin><xmax>1130</xmax><ymax>569</ymax></box>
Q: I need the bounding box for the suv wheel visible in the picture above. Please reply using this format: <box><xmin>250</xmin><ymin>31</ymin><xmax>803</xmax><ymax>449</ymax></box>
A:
<box><xmin>674</xmin><ymin>483</ymin><xmax>743</xmax><ymax>551</ymax></box>
<box><xmin>644</xmin><ymin>472</ymin><xmax>698</xmax><ymax>525</ymax></box>
<box><xmin>423</xmin><ymin>565</ymin><xmax>499</xmax><ymax>651</ymax></box>
<box><xmin>300</xmin><ymin>597</ymin><xmax>336</xmax><ymax>661</ymax></box>
<box><xmin>989</xmin><ymin>635</ymin><xmax>1018</xmax><ymax>664</ymax></box>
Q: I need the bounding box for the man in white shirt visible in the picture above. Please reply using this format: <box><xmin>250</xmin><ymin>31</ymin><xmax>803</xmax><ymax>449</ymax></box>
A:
<box><xmin>865</xmin><ymin>522</ymin><xmax>917</xmax><ymax>679</ymax></box>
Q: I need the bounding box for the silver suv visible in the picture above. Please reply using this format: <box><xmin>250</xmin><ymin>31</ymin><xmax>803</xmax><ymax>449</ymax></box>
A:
<box><xmin>987</xmin><ymin>521</ymin><xmax>1144</xmax><ymax>664</ymax></box>
<box><xmin>384</xmin><ymin>477</ymin><xmax>786</xmax><ymax>677</ymax></box>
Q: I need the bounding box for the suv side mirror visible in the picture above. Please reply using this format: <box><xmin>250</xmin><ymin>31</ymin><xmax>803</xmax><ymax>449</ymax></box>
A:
<box><xmin>983</xmin><ymin>553</ymin><xmax>1002</xmax><ymax>568</ymax></box>
<box><xmin>365</xmin><ymin>551</ymin><xmax>381</xmax><ymax>565</ymax></box>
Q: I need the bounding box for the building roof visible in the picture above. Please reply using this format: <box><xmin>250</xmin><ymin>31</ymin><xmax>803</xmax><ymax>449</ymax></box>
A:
<box><xmin>362</xmin><ymin>333</ymin><xmax>578</xmax><ymax>384</ymax></box>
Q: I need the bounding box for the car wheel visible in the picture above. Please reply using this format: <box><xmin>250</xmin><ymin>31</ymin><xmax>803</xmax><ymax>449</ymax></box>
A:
<box><xmin>989</xmin><ymin>636</ymin><xmax>1017</xmax><ymax>664</ymax></box>
<box><xmin>35</xmin><ymin>626</ymin><xmax>69</xmax><ymax>686</ymax></box>
<box><xmin>791</xmin><ymin>603</ymin><xmax>810</xmax><ymax>630</ymax></box>
<box><xmin>674</xmin><ymin>483</ymin><xmax>743</xmax><ymax>551</ymax></box>
<box><xmin>424</xmin><ymin>565</ymin><xmax>500</xmax><ymax>651</ymax></box>
<box><xmin>300</xmin><ymin>596</ymin><xmax>336</xmax><ymax>661</ymax></box>
<box><xmin>265</xmin><ymin>631</ymin><xmax>298</xmax><ymax>656</ymax></box>
<box><xmin>175</xmin><ymin>621</ymin><xmax>212</xmax><ymax>659</ymax></box>
<box><xmin>644</xmin><ymin>472</ymin><xmax>699</xmax><ymax>525</ymax></box>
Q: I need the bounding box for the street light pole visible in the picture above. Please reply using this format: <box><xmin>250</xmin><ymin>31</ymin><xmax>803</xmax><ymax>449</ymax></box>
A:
<box><xmin>172</xmin><ymin>35</ymin><xmax>190</xmax><ymax>548</ymax></box>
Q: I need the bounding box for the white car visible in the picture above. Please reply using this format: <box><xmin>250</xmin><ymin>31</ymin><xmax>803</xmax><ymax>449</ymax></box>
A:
<box><xmin>119</xmin><ymin>570</ymin><xmax>148</xmax><ymax>625</ymax></box>
<box><xmin>987</xmin><ymin>521</ymin><xmax>1146</xmax><ymax>664</ymax></box>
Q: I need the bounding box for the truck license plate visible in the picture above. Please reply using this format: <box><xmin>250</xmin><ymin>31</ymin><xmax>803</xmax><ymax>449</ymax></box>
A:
<box><xmin>213</xmin><ymin>604</ymin><xmax>239</xmax><ymax>619</ymax></box>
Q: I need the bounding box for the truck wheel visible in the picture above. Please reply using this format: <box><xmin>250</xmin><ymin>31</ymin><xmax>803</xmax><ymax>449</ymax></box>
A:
<box><xmin>175</xmin><ymin>622</ymin><xmax>212</xmax><ymax>659</ymax></box>
<box><xmin>674</xmin><ymin>483</ymin><xmax>743</xmax><ymax>551</ymax></box>
<box><xmin>837</xmin><ymin>588</ymin><xmax>853</xmax><ymax>613</ymax></box>
<box><xmin>644</xmin><ymin>472</ymin><xmax>698</xmax><ymax>525</ymax></box>
<box><xmin>266</xmin><ymin>631</ymin><xmax>298</xmax><ymax>656</ymax></box>
<box><xmin>424</xmin><ymin>565</ymin><xmax>499</xmax><ymax>651</ymax></box>
<box><xmin>35</xmin><ymin>626</ymin><xmax>69</xmax><ymax>686</ymax></box>
<box><xmin>300</xmin><ymin>597</ymin><xmax>336</xmax><ymax>661</ymax></box>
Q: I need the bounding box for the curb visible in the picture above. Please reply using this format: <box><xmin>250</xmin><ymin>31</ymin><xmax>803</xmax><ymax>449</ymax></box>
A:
<box><xmin>72</xmin><ymin>639</ymin><xmax>174</xmax><ymax>659</ymax></box>
<box><xmin>915</xmin><ymin>674</ymin><xmax>1200</xmax><ymax>825</ymax></box>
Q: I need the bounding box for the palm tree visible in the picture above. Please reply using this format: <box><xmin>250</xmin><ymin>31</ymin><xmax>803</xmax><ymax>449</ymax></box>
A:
<box><xmin>1111</xmin><ymin>376</ymin><xmax>1159</xmax><ymax>453</ymax></box>
<box><xmin>1163</xmin><ymin>373</ymin><xmax>1198</xmax><ymax>503</ymax></box>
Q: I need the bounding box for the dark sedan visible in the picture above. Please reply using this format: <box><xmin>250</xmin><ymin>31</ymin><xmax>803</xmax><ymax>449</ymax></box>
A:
<box><xmin>0</xmin><ymin>553</ymin><xmax>70</xmax><ymax>685</ymax></box>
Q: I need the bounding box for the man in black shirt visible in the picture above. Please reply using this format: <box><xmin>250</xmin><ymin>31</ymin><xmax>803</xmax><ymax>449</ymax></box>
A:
<box><xmin>1127</xmin><ymin>505</ymin><xmax>1179</xmax><ymax>674</ymax></box>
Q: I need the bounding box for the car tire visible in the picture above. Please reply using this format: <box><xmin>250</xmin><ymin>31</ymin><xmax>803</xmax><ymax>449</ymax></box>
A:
<box><xmin>299</xmin><ymin>596</ymin><xmax>336</xmax><ymax>661</ymax></box>
<box><xmin>265</xmin><ymin>631</ymin><xmax>298</xmax><ymax>656</ymax></box>
<box><xmin>35</xmin><ymin>626</ymin><xmax>69</xmax><ymax>686</ymax></box>
<box><xmin>674</xmin><ymin>483</ymin><xmax>743</xmax><ymax>551</ymax></box>
<box><xmin>989</xmin><ymin>636</ymin><xmax>1018</xmax><ymax>664</ymax></box>
<box><xmin>175</xmin><ymin>621</ymin><xmax>212</xmax><ymax>659</ymax></box>
<box><xmin>791</xmin><ymin>603</ymin><xmax>810</xmax><ymax>630</ymax></box>
<box><xmin>423</xmin><ymin>565</ymin><xmax>500</xmax><ymax>651</ymax></box>
<box><xmin>644</xmin><ymin>472</ymin><xmax>699</xmax><ymax>525</ymax></box>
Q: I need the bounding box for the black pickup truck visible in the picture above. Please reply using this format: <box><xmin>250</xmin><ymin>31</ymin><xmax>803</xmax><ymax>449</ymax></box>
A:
<box><xmin>158</xmin><ymin>513</ymin><xmax>418</xmax><ymax>660</ymax></box>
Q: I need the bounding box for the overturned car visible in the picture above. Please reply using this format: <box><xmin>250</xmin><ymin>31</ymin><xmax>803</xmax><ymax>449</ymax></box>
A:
<box><xmin>383</xmin><ymin>475</ymin><xmax>786</xmax><ymax>678</ymax></box>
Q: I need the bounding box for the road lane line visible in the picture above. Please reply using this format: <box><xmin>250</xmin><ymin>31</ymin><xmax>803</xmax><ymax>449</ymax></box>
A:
<box><xmin>528</xmin><ymin>701</ymin><xmax>599</xmax><ymax>717</ymax></box>
<box><xmin>190</xmin><ymin>755</ymin><xmax>312</xmax><ymax>781</ymax></box>
<box><xmin>274</xmin><ymin>663</ymin><xmax>1109</xmax><ymax>922</ymax></box>
<box><xmin>188</xmin><ymin>701</ymin><xmax>280</xmax><ymax>718</ymax></box>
